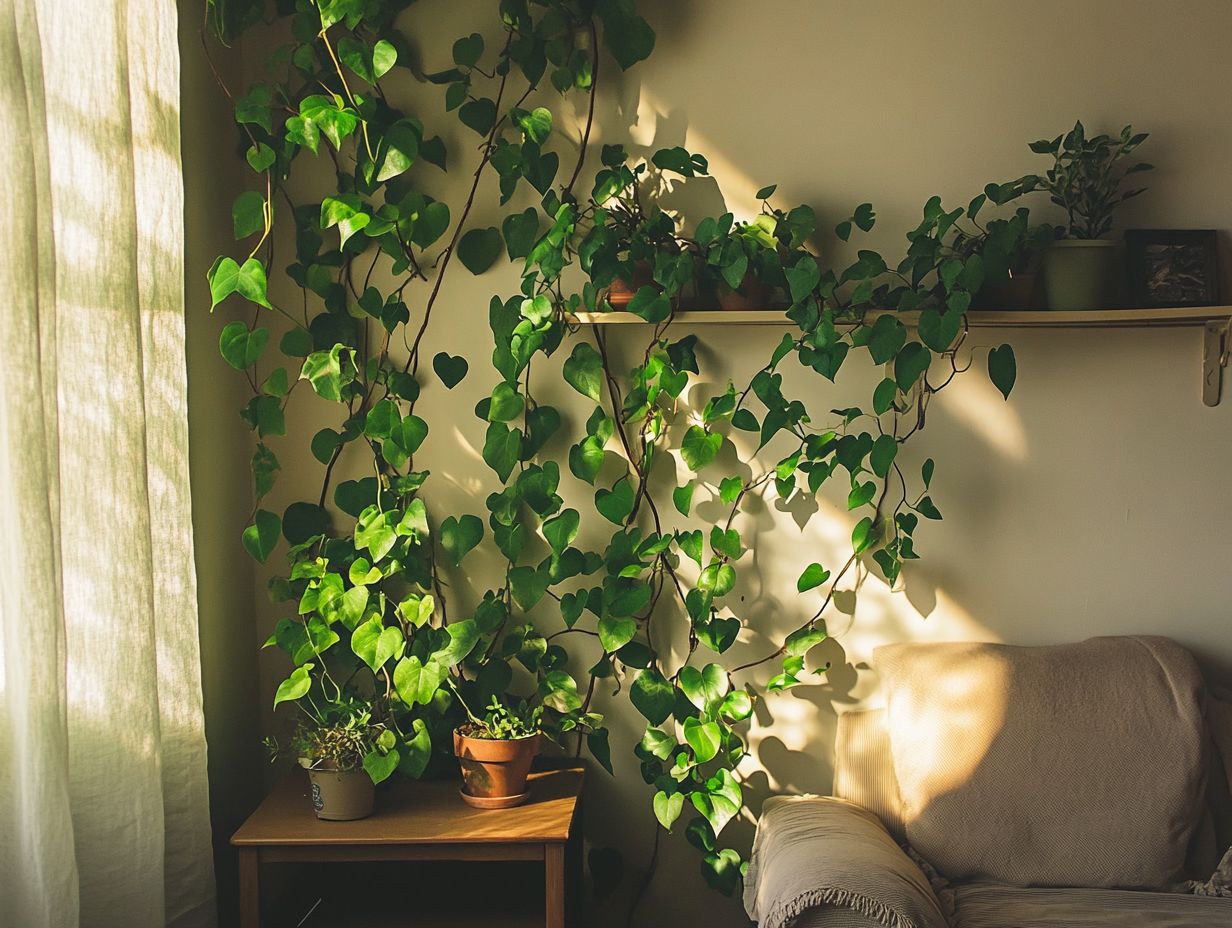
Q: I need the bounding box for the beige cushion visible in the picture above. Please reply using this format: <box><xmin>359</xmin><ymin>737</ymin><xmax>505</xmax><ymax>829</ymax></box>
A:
<box><xmin>834</xmin><ymin>708</ymin><xmax>905</xmax><ymax>842</ymax></box>
<box><xmin>950</xmin><ymin>881</ymin><xmax>1231</xmax><ymax>928</ymax></box>
<box><xmin>877</xmin><ymin>636</ymin><xmax>1207</xmax><ymax>889</ymax></box>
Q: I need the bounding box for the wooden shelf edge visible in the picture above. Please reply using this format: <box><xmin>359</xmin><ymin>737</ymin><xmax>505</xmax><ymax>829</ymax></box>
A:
<box><xmin>568</xmin><ymin>306</ymin><xmax>1232</xmax><ymax>328</ymax></box>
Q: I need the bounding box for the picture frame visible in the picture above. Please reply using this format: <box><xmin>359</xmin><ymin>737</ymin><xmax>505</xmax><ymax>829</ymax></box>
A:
<box><xmin>1124</xmin><ymin>229</ymin><xmax>1220</xmax><ymax>308</ymax></box>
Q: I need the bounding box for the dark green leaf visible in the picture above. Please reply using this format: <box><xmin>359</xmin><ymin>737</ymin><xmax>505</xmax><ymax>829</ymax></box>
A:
<box><xmin>457</xmin><ymin>226</ymin><xmax>502</xmax><ymax>274</ymax></box>
<box><xmin>988</xmin><ymin>343</ymin><xmax>1016</xmax><ymax>399</ymax></box>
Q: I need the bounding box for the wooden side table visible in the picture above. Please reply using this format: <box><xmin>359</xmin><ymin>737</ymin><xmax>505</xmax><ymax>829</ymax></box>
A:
<box><xmin>231</xmin><ymin>766</ymin><xmax>584</xmax><ymax>928</ymax></box>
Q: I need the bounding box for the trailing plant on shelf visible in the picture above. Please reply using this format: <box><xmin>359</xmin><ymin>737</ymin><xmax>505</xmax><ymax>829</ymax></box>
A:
<box><xmin>203</xmin><ymin>0</ymin><xmax>1025</xmax><ymax>903</ymax></box>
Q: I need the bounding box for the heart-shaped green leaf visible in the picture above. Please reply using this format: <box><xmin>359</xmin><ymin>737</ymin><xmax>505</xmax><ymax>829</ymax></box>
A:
<box><xmin>219</xmin><ymin>322</ymin><xmax>268</xmax><ymax>371</ymax></box>
<box><xmin>232</xmin><ymin>190</ymin><xmax>265</xmax><ymax>239</ymax></box>
<box><xmin>393</xmin><ymin>655</ymin><xmax>446</xmax><ymax>706</ymax></box>
<box><xmin>563</xmin><ymin>342</ymin><xmax>604</xmax><ymax>402</ymax></box>
<box><xmin>242</xmin><ymin>509</ymin><xmax>281</xmax><ymax>563</ymax></box>
<box><xmin>439</xmin><ymin>514</ymin><xmax>483</xmax><ymax>566</ymax></box>
<box><xmin>988</xmin><ymin>343</ymin><xmax>1016</xmax><ymax>400</ymax></box>
<box><xmin>595</xmin><ymin>476</ymin><xmax>635</xmax><ymax>525</ymax></box>
<box><xmin>683</xmin><ymin>717</ymin><xmax>721</xmax><ymax>763</ymax></box>
<box><xmin>894</xmin><ymin>341</ymin><xmax>931</xmax><ymax>391</ymax></box>
<box><xmin>362</xmin><ymin>747</ymin><xmax>399</xmax><ymax>785</ymax></box>
<box><xmin>459</xmin><ymin>98</ymin><xmax>496</xmax><ymax>136</ymax></box>
<box><xmin>672</xmin><ymin>482</ymin><xmax>695</xmax><ymax>517</ymax></box>
<box><xmin>458</xmin><ymin>226</ymin><xmax>502</xmax><ymax>274</ymax></box>
<box><xmin>543</xmin><ymin>508</ymin><xmax>579</xmax><ymax>554</ymax></box>
<box><xmin>681</xmin><ymin>426</ymin><xmax>722</xmax><ymax>471</ymax></box>
<box><xmin>502</xmin><ymin>207</ymin><xmax>540</xmax><ymax>260</ymax></box>
<box><xmin>598</xmin><ymin>615</ymin><xmax>637</xmax><ymax>652</ymax></box>
<box><xmin>432</xmin><ymin>352</ymin><xmax>468</xmax><ymax>388</ymax></box>
<box><xmin>630</xmin><ymin>667</ymin><xmax>674</xmax><ymax>725</ymax></box>
<box><xmin>486</xmin><ymin>382</ymin><xmax>524</xmax><ymax>422</ymax></box>
<box><xmin>351</xmin><ymin>616</ymin><xmax>404</xmax><ymax>673</ymax></box>
<box><xmin>654</xmin><ymin>790</ymin><xmax>684</xmax><ymax>830</ymax></box>
<box><xmin>797</xmin><ymin>563</ymin><xmax>831</xmax><ymax>593</ymax></box>
<box><xmin>273</xmin><ymin>663</ymin><xmax>313</xmax><ymax>708</ymax></box>
<box><xmin>679</xmin><ymin>663</ymin><xmax>728</xmax><ymax>714</ymax></box>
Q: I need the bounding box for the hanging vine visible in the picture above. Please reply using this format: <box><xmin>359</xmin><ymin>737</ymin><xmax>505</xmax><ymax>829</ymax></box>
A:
<box><xmin>204</xmin><ymin>0</ymin><xmax>1030</xmax><ymax>900</ymax></box>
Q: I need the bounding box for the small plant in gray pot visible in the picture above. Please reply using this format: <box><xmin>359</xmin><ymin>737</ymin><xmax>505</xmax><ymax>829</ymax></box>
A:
<box><xmin>267</xmin><ymin>696</ymin><xmax>398</xmax><ymax>821</ymax></box>
<box><xmin>1027</xmin><ymin>121</ymin><xmax>1152</xmax><ymax>310</ymax></box>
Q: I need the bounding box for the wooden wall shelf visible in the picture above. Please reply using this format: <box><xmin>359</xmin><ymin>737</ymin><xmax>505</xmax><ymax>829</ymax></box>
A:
<box><xmin>568</xmin><ymin>306</ymin><xmax>1232</xmax><ymax>407</ymax></box>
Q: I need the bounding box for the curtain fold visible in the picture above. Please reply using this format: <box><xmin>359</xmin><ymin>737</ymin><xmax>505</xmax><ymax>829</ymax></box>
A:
<box><xmin>0</xmin><ymin>0</ymin><xmax>216</xmax><ymax>925</ymax></box>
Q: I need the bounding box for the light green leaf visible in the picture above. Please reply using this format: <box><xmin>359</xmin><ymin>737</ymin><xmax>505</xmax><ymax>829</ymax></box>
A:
<box><xmin>394</xmin><ymin>656</ymin><xmax>447</xmax><ymax>706</ymax></box>
<box><xmin>487</xmin><ymin>382</ymin><xmax>525</xmax><ymax>422</ymax></box>
<box><xmin>654</xmin><ymin>790</ymin><xmax>684</xmax><ymax>830</ymax></box>
<box><xmin>683</xmin><ymin>717</ymin><xmax>721</xmax><ymax>763</ymax></box>
<box><xmin>242</xmin><ymin>509</ymin><xmax>280</xmax><ymax>563</ymax></box>
<box><xmin>796</xmin><ymin>562</ymin><xmax>830</xmax><ymax>592</ymax></box>
<box><xmin>273</xmin><ymin>663</ymin><xmax>312</xmax><ymax>708</ymax></box>
<box><xmin>562</xmin><ymin>342</ymin><xmax>604</xmax><ymax>402</ymax></box>
<box><xmin>598</xmin><ymin>615</ymin><xmax>637</xmax><ymax>652</ymax></box>
<box><xmin>351</xmin><ymin>616</ymin><xmax>404</xmax><ymax>672</ymax></box>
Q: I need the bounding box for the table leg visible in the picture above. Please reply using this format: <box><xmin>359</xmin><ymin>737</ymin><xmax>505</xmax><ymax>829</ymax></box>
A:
<box><xmin>545</xmin><ymin>842</ymin><xmax>565</xmax><ymax>928</ymax></box>
<box><xmin>238</xmin><ymin>847</ymin><xmax>260</xmax><ymax>928</ymax></box>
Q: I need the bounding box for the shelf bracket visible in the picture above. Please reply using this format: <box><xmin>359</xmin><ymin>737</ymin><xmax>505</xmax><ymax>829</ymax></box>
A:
<box><xmin>1203</xmin><ymin>320</ymin><xmax>1230</xmax><ymax>407</ymax></box>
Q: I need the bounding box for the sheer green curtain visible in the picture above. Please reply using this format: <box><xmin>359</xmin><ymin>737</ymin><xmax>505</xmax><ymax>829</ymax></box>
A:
<box><xmin>0</xmin><ymin>0</ymin><xmax>216</xmax><ymax>925</ymax></box>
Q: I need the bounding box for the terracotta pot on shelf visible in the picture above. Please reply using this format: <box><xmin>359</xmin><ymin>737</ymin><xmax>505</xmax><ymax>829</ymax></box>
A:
<box><xmin>717</xmin><ymin>273</ymin><xmax>774</xmax><ymax>310</ymax></box>
<box><xmin>973</xmin><ymin>271</ymin><xmax>1039</xmax><ymax>311</ymax></box>
<box><xmin>305</xmin><ymin>766</ymin><xmax>375</xmax><ymax>821</ymax></box>
<box><xmin>604</xmin><ymin>260</ymin><xmax>656</xmax><ymax>308</ymax></box>
<box><xmin>453</xmin><ymin>728</ymin><xmax>541</xmax><ymax>809</ymax></box>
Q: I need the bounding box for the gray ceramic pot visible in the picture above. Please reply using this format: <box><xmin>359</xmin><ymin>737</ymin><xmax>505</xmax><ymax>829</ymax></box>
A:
<box><xmin>1042</xmin><ymin>239</ymin><xmax>1118</xmax><ymax>311</ymax></box>
<box><xmin>306</xmin><ymin>767</ymin><xmax>375</xmax><ymax>821</ymax></box>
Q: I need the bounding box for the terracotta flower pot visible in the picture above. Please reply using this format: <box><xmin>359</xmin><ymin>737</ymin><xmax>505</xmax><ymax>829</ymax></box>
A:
<box><xmin>453</xmin><ymin>728</ymin><xmax>541</xmax><ymax>809</ymax></box>
<box><xmin>306</xmin><ymin>767</ymin><xmax>375</xmax><ymax>821</ymax></box>
<box><xmin>973</xmin><ymin>271</ymin><xmax>1039</xmax><ymax>311</ymax></box>
<box><xmin>717</xmin><ymin>273</ymin><xmax>773</xmax><ymax>310</ymax></box>
<box><xmin>604</xmin><ymin>260</ymin><xmax>655</xmax><ymax>308</ymax></box>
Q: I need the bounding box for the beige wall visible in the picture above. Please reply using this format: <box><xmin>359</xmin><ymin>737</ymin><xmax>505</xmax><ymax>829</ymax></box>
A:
<box><xmin>178</xmin><ymin>0</ymin><xmax>262</xmax><ymax>915</ymax></box>
<box><xmin>186</xmin><ymin>2</ymin><xmax>1232</xmax><ymax>924</ymax></box>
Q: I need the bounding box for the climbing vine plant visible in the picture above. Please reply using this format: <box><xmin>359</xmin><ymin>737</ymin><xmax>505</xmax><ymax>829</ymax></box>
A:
<box><xmin>205</xmin><ymin>0</ymin><xmax>1026</xmax><ymax>901</ymax></box>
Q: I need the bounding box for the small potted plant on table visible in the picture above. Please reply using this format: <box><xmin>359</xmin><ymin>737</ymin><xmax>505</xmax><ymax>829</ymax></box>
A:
<box><xmin>453</xmin><ymin>696</ymin><xmax>544</xmax><ymax>809</ymax></box>
<box><xmin>267</xmin><ymin>683</ymin><xmax>399</xmax><ymax>821</ymax></box>
<box><xmin>1026</xmin><ymin>121</ymin><xmax>1152</xmax><ymax>310</ymax></box>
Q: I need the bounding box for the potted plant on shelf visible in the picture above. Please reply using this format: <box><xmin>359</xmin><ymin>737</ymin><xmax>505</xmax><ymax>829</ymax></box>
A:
<box><xmin>1026</xmin><ymin>121</ymin><xmax>1152</xmax><ymax>310</ymax></box>
<box><xmin>452</xmin><ymin>695</ymin><xmax>544</xmax><ymax>809</ymax></box>
<box><xmin>267</xmin><ymin>692</ymin><xmax>398</xmax><ymax>821</ymax></box>
<box><xmin>952</xmin><ymin>207</ymin><xmax>1054</xmax><ymax>310</ymax></box>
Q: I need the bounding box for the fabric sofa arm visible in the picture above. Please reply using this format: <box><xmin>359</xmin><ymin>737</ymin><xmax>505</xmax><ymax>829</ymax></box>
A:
<box><xmin>743</xmin><ymin>796</ymin><xmax>949</xmax><ymax>928</ymax></box>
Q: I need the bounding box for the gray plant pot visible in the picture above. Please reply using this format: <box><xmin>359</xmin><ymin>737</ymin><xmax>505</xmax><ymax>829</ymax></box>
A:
<box><xmin>1041</xmin><ymin>239</ymin><xmax>1118</xmax><ymax>311</ymax></box>
<box><xmin>306</xmin><ymin>767</ymin><xmax>375</xmax><ymax>821</ymax></box>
